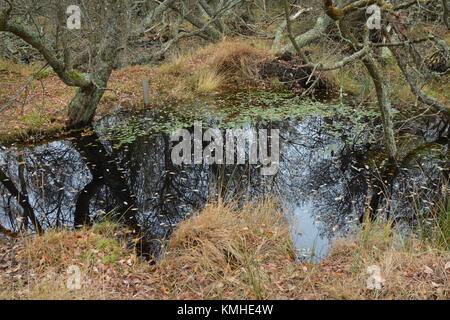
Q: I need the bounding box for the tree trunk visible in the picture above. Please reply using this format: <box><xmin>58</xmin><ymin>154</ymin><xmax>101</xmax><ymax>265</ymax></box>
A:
<box><xmin>337</xmin><ymin>15</ymin><xmax>398</xmax><ymax>161</ymax></box>
<box><xmin>66</xmin><ymin>84</ymin><xmax>106</xmax><ymax>129</ymax></box>
<box><xmin>283</xmin><ymin>14</ymin><xmax>333</xmax><ymax>52</ymax></box>
<box><xmin>443</xmin><ymin>0</ymin><xmax>450</xmax><ymax>30</ymax></box>
<box><xmin>282</xmin><ymin>0</ymin><xmax>357</xmax><ymax>52</ymax></box>
<box><xmin>362</xmin><ymin>57</ymin><xmax>398</xmax><ymax>160</ymax></box>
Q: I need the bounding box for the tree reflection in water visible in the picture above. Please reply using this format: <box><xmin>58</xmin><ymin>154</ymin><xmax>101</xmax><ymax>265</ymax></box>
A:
<box><xmin>0</xmin><ymin>116</ymin><xmax>445</xmax><ymax>260</ymax></box>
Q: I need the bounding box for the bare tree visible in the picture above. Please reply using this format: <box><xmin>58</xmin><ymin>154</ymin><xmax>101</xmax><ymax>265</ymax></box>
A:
<box><xmin>0</xmin><ymin>0</ymin><xmax>251</xmax><ymax>128</ymax></box>
<box><xmin>0</xmin><ymin>0</ymin><xmax>134</xmax><ymax>128</ymax></box>
<box><xmin>283</xmin><ymin>0</ymin><xmax>450</xmax><ymax>161</ymax></box>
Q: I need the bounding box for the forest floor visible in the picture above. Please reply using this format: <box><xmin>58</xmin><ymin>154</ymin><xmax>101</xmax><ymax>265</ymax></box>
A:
<box><xmin>0</xmin><ymin>39</ymin><xmax>274</xmax><ymax>144</ymax></box>
<box><xmin>1</xmin><ymin>37</ymin><xmax>449</xmax><ymax>145</ymax></box>
<box><xmin>0</xmin><ymin>198</ymin><xmax>448</xmax><ymax>300</ymax></box>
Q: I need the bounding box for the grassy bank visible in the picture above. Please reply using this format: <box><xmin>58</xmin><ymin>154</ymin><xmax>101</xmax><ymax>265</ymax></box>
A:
<box><xmin>1</xmin><ymin>198</ymin><xmax>448</xmax><ymax>300</ymax></box>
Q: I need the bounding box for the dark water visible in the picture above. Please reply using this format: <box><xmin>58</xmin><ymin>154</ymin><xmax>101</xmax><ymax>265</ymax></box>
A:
<box><xmin>0</xmin><ymin>110</ymin><xmax>447</xmax><ymax>261</ymax></box>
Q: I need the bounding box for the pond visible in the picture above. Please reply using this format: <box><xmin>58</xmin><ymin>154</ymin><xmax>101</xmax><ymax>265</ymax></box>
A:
<box><xmin>0</xmin><ymin>93</ymin><xmax>447</xmax><ymax>262</ymax></box>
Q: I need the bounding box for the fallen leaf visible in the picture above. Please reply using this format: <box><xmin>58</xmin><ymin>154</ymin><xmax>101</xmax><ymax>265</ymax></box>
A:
<box><xmin>423</xmin><ymin>266</ymin><xmax>433</xmax><ymax>275</ymax></box>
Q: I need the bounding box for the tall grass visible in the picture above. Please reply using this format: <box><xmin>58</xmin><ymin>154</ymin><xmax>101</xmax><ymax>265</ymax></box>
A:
<box><xmin>195</xmin><ymin>69</ymin><xmax>223</xmax><ymax>93</ymax></box>
<box><xmin>416</xmin><ymin>190</ymin><xmax>449</xmax><ymax>251</ymax></box>
<box><xmin>155</xmin><ymin>39</ymin><xmax>272</xmax><ymax>97</ymax></box>
<box><xmin>157</xmin><ymin>198</ymin><xmax>294</xmax><ymax>299</ymax></box>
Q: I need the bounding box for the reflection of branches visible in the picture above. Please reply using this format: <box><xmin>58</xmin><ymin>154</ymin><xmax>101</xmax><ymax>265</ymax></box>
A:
<box><xmin>73</xmin><ymin>131</ymin><xmax>138</xmax><ymax>226</ymax></box>
<box><xmin>0</xmin><ymin>168</ymin><xmax>42</xmax><ymax>234</ymax></box>
<box><xmin>23</xmin><ymin>143</ymin><xmax>82</xmax><ymax>227</ymax></box>
<box><xmin>72</xmin><ymin>129</ymin><xmax>157</xmax><ymax>257</ymax></box>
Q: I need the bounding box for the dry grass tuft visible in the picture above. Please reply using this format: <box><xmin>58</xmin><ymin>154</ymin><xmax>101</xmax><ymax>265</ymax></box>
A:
<box><xmin>195</xmin><ymin>69</ymin><xmax>224</xmax><ymax>93</ymax></box>
<box><xmin>155</xmin><ymin>39</ymin><xmax>272</xmax><ymax>97</ymax></box>
<box><xmin>204</xmin><ymin>41</ymin><xmax>267</xmax><ymax>80</ymax></box>
<box><xmin>154</xmin><ymin>198</ymin><xmax>295</xmax><ymax>299</ymax></box>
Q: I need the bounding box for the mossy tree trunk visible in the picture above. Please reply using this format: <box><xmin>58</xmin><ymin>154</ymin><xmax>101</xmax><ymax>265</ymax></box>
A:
<box><xmin>361</xmin><ymin>56</ymin><xmax>398</xmax><ymax>160</ymax></box>
<box><xmin>66</xmin><ymin>80</ymin><xmax>108</xmax><ymax>129</ymax></box>
<box><xmin>282</xmin><ymin>0</ymin><xmax>358</xmax><ymax>52</ymax></box>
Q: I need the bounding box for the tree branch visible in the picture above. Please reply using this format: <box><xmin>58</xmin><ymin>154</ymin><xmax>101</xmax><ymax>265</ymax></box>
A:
<box><xmin>0</xmin><ymin>6</ymin><xmax>91</xmax><ymax>88</ymax></box>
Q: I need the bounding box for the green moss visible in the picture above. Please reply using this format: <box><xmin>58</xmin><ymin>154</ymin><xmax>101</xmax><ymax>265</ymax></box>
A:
<box><xmin>18</xmin><ymin>112</ymin><xmax>49</xmax><ymax>128</ymax></box>
<box><xmin>67</xmin><ymin>71</ymin><xmax>84</xmax><ymax>83</ymax></box>
<box><xmin>0</xmin><ymin>58</ymin><xmax>29</xmax><ymax>75</ymax></box>
<box><xmin>99</xmin><ymin>91</ymin><xmax>378</xmax><ymax>148</ymax></box>
<box><xmin>81</xmin><ymin>236</ymin><xmax>123</xmax><ymax>265</ymax></box>
<box><xmin>33</xmin><ymin>68</ymin><xmax>56</xmax><ymax>80</ymax></box>
<box><xmin>95</xmin><ymin>238</ymin><xmax>122</xmax><ymax>264</ymax></box>
<box><xmin>0</xmin><ymin>126</ymin><xmax>64</xmax><ymax>147</ymax></box>
<box><xmin>91</xmin><ymin>220</ymin><xmax>123</xmax><ymax>236</ymax></box>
